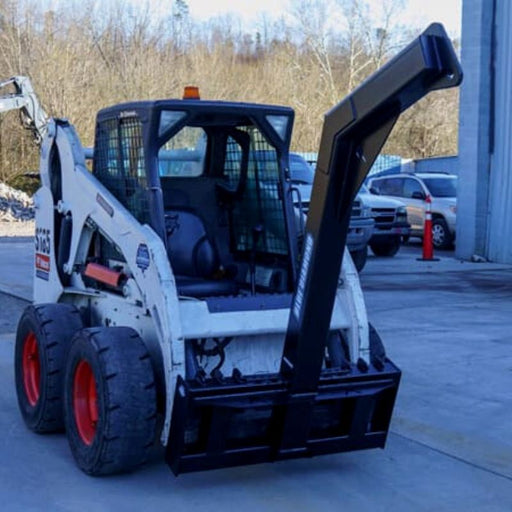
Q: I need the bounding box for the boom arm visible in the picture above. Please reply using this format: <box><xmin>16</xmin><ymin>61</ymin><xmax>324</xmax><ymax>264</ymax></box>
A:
<box><xmin>277</xmin><ymin>24</ymin><xmax>462</xmax><ymax>452</ymax></box>
<box><xmin>0</xmin><ymin>76</ymin><xmax>48</xmax><ymax>144</ymax></box>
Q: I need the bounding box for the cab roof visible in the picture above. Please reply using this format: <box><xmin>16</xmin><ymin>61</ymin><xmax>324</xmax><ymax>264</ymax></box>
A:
<box><xmin>97</xmin><ymin>99</ymin><xmax>294</xmax><ymax>122</ymax></box>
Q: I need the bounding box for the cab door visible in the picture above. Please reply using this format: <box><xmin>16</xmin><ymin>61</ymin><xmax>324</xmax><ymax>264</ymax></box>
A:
<box><xmin>402</xmin><ymin>177</ymin><xmax>426</xmax><ymax>234</ymax></box>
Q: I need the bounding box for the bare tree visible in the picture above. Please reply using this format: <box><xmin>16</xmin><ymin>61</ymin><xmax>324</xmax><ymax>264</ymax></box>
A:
<box><xmin>0</xmin><ymin>0</ymin><xmax>459</xmax><ymax>192</ymax></box>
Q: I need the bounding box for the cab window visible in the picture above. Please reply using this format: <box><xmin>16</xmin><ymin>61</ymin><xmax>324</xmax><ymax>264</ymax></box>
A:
<box><xmin>403</xmin><ymin>178</ymin><xmax>424</xmax><ymax>198</ymax></box>
<box><xmin>158</xmin><ymin>126</ymin><xmax>206</xmax><ymax>177</ymax></box>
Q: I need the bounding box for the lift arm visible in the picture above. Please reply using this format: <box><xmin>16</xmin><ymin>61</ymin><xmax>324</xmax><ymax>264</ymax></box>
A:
<box><xmin>278</xmin><ymin>23</ymin><xmax>462</xmax><ymax>449</ymax></box>
<box><xmin>0</xmin><ymin>76</ymin><xmax>49</xmax><ymax>144</ymax></box>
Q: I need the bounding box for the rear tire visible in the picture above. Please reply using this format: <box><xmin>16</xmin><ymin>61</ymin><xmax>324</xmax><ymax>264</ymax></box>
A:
<box><xmin>64</xmin><ymin>327</ymin><xmax>157</xmax><ymax>475</ymax></box>
<box><xmin>15</xmin><ymin>303</ymin><xmax>84</xmax><ymax>432</ymax></box>
<box><xmin>369</xmin><ymin>237</ymin><xmax>401</xmax><ymax>257</ymax></box>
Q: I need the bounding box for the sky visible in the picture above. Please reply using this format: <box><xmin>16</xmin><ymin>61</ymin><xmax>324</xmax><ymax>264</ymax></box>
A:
<box><xmin>183</xmin><ymin>0</ymin><xmax>462</xmax><ymax>37</ymax></box>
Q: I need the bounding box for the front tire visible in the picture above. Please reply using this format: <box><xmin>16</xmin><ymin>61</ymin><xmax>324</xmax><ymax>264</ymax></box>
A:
<box><xmin>369</xmin><ymin>237</ymin><xmax>401</xmax><ymax>257</ymax></box>
<box><xmin>432</xmin><ymin>218</ymin><xmax>453</xmax><ymax>249</ymax></box>
<box><xmin>64</xmin><ymin>327</ymin><xmax>157</xmax><ymax>475</ymax></box>
<box><xmin>15</xmin><ymin>303</ymin><xmax>84</xmax><ymax>433</ymax></box>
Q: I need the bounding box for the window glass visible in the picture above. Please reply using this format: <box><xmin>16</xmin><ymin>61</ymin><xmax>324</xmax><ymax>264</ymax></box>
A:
<box><xmin>158</xmin><ymin>110</ymin><xmax>186</xmax><ymax>137</ymax></box>
<box><xmin>376</xmin><ymin>177</ymin><xmax>403</xmax><ymax>196</ymax></box>
<box><xmin>93</xmin><ymin>116</ymin><xmax>148</xmax><ymax>223</ymax></box>
<box><xmin>223</xmin><ymin>135</ymin><xmax>243</xmax><ymax>191</ymax></box>
<box><xmin>265</xmin><ymin>115</ymin><xmax>289</xmax><ymax>142</ymax></box>
<box><xmin>158</xmin><ymin>126</ymin><xmax>206</xmax><ymax>177</ymax></box>
<box><xmin>289</xmin><ymin>154</ymin><xmax>314</xmax><ymax>185</ymax></box>
<box><xmin>403</xmin><ymin>178</ymin><xmax>424</xmax><ymax>198</ymax></box>
<box><xmin>422</xmin><ymin>177</ymin><xmax>457</xmax><ymax>198</ymax></box>
<box><xmin>229</xmin><ymin>126</ymin><xmax>288</xmax><ymax>256</ymax></box>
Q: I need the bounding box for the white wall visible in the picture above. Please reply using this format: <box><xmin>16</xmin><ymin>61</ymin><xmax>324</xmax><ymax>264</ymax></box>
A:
<box><xmin>487</xmin><ymin>0</ymin><xmax>512</xmax><ymax>263</ymax></box>
<box><xmin>457</xmin><ymin>0</ymin><xmax>512</xmax><ymax>263</ymax></box>
<box><xmin>456</xmin><ymin>0</ymin><xmax>494</xmax><ymax>260</ymax></box>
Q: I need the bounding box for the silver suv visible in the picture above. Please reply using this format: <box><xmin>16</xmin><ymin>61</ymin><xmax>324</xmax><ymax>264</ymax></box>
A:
<box><xmin>368</xmin><ymin>173</ymin><xmax>457</xmax><ymax>249</ymax></box>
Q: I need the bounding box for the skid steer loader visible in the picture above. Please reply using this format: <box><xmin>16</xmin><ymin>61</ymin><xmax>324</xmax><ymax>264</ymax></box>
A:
<box><xmin>12</xmin><ymin>24</ymin><xmax>461</xmax><ymax>476</ymax></box>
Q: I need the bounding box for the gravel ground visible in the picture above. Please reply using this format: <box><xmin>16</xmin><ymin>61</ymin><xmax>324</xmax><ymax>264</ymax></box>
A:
<box><xmin>0</xmin><ymin>221</ymin><xmax>34</xmax><ymax>237</ymax></box>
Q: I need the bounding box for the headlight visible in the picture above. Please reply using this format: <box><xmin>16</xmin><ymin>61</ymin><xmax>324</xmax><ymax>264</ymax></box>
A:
<box><xmin>449</xmin><ymin>205</ymin><xmax>457</xmax><ymax>214</ymax></box>
<box><xmin>361</xmin><ymin>205</ymin><xmax>371</xmax><ymax>218</ymax></box>
<box><xmin>396</xmin><ymin>206</ymin><xmax>408</xmax><ymax>220</ymax></box>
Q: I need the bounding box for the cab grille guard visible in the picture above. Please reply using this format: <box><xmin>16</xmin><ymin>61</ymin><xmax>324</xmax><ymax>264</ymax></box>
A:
<box><xmin>166</xmin><ymin>23</ymin><xmax>462</xmax><ymax>475</ymax></box>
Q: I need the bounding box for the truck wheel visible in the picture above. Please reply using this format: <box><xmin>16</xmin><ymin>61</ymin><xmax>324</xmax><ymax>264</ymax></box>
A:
<box><xmin>15</xmin><ymin>303</ymin><xmax>84</xmax><ymax>433</ymax></box>
<box><xmin>64</xmin><ymin>327</ymin><xmax>157</xmax><ymax>475</ymax></box>
<box><xmin>350</xmin><ymin>247</ymin><xmax>367</xmax><ymax>272</ymax></box>
<box><xmin>370</xmin><ymin>237</ymin><xmax>400</xmax><ymax>257</ymax></box>
<box><xmin>432</xmin><ymin>218</ymin><xmax>452</xmax><ymax>249</ymax></box>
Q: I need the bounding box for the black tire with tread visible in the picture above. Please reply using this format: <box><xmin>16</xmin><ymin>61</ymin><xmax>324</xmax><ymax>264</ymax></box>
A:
<box><xmin>64</xmin><ymin>327</ymin><xmax>157</xmax><ymax>476</ymax></box>
<box><xmin>369</xmin><ymin>237</ymin><xmax>401</xmax><ymax>257</ymax></box>
<box><xmin>15</xmin><ymin>303</ymin><xmax>84</xmax><ymax>433</ymax></box>
<box><xmin>432</xmin><ymin>217</ymin><xmax>453</xmax><ymax>249</ymax></box>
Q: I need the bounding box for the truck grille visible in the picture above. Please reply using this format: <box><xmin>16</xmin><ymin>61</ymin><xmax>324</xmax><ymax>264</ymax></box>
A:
<box><xmin>371</xmin><ymin>207</ymin><xmax>396</xmax><ymax>230</ymax></box>
<box><xmin>351</xmin><ymin>199</ymin><xmax>362</xmax><ymax>217</ymax></box>
<box><xmin>301</xmin><ymin>198</ymin><xmax>361</xmax><ymax>217</ymax></box>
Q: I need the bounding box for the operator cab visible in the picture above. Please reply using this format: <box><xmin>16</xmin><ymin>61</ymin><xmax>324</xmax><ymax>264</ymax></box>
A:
<box><xmin>92</xmin><ymin>95</ymin><xmax>298</xmax><ymax>301</ymax></box>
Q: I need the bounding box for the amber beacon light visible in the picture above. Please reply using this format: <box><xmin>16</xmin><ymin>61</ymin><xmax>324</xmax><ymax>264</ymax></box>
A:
<box><xmin>183</xmin><ymin>86</ymin><xmax>200</xmax><ymax>100</ymax></box>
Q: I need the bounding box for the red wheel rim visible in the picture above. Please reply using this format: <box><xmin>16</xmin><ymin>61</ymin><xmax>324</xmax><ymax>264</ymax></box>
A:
<box><xmin>22</xmin><ymin>332</ymin><xmax>40</xmax><ymax>406</ymax></box>
<box><xmin>73</xmin><ymin>360</ymin><xmax>98</xmax><ymax>445</ymax></box>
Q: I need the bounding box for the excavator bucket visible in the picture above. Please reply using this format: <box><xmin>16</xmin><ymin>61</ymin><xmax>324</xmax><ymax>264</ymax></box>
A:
<box><xmin>166</xmin><ymin>23</ymin><xmax>462</xmax><ymax>475</ymax></box>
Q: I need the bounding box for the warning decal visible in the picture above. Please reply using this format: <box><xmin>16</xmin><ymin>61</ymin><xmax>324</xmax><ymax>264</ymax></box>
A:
<box><xmin>35</xmin><ymin>226</ymin><xmax>51</xmax><ymax>281</ymax></box>
<box><xmin>35</xmin><ymin>253</ymin><xmax>50</xmax><ymax>281</ymax></box>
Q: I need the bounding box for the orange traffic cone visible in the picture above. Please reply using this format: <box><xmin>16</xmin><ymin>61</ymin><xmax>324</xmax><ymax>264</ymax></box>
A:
<box><xmin>418</xmin><ymin>195</ymin><xmax>439</xmax><ymax>261</ymax></box>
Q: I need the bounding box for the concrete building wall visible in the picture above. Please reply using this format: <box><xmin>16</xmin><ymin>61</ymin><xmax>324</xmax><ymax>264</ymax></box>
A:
<box><xmin>456</xmin><ymin>0</ymin><xmax>494</xmax><ymax>260</ymax></box>
<box><xmin>457</xmin><ymin>0</ymin><xmax>512</xmax><ymax>263</ymax></box>
<box><xmin>414</xmin><ymin>156</ymin><xmax>458</xmax><ymax>175</ymax></box>
<box><xmin>487</xmin><ymin>0</ymin><xmax>512</xmax><ymax>262</ymax></box>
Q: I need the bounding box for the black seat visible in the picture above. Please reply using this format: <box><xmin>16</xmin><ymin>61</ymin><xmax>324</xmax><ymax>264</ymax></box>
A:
<box><xmin>165</xmin><ymin>210</ymin><xmax>238</xmax><ymax>298</ymax></box>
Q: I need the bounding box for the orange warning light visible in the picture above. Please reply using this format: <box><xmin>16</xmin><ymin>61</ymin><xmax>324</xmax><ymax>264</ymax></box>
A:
<box><xmin>183</xmin><ymin>86</ymin><xmax>200</xmax><ymax>100</ymax></box>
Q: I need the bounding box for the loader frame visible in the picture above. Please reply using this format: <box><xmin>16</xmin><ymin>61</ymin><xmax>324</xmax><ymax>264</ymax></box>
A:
<box><xmin>16</xmin><ymin>23</ymin><xmax>462</xmax><ymax>476</ymax></box>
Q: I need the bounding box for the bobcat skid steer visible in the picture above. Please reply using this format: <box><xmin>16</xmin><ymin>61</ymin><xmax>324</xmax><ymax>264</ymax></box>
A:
<box><xmin>14</xmin><ymin>24</ymin><xmax>461</xmax><ymax>475</ymax></box>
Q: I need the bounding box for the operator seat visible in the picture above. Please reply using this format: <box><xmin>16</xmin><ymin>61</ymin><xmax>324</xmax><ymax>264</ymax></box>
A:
<box><xmin>165</xmin><ymin>209</ymin><xmax>238</xmax><ymax>298</ymax></box>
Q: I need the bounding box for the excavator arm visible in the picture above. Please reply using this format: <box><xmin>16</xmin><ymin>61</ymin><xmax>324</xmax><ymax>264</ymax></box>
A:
<box><xmin>0</xmin><ymin>76</ymin><xmax>48</xmax><ymax>144</ymax></box>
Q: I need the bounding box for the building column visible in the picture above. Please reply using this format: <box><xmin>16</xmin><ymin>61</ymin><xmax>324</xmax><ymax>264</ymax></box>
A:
<box><xmin>487</xmin><ymin>0</ymin><xmax>512</xmax><ymax>263</ymax></box>
<box><xmin>456</xmin><ymin>0</ymin><xmax>494</xmax><ymax>260</ymax></box>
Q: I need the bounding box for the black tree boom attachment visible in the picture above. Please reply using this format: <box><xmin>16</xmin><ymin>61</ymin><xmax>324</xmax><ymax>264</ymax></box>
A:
<box><xmin>166</xmin><ymin>23</ymin><xmax>462</xmax><ymax>475</ymax></box>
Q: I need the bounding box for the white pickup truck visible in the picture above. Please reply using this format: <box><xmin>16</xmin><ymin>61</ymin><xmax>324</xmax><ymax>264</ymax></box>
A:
<box><xmin>290</xmin><ymin>153</ymin><xmax>374</xmax><ymax>271</ymax></box>
<box><xmin>291</xmin><ymin>153</ymin><xmax>410</xmax><ymax>265</ymax></box>
<box><xmin>359</xmin><ymin>184</ymin><xmax>411</xmax><ymax>257</ymax></box>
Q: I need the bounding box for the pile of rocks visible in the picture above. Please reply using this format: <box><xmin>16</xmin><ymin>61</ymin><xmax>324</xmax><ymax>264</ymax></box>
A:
<box><xmin>0</xmin><ymin>183</ymin><xmax>35</xmax><ymax>222</ymax></box>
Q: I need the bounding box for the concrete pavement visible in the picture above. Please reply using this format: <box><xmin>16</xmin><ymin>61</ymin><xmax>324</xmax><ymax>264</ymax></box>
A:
<box><xmin>0</xmin><ymin>237</ymin><xmax>33</xmax><ymax>301</ymax></box>
<box><xmin>0</xmin><ymin>237</ymin><xmax>511</xmax><ymax>510</ymax></box>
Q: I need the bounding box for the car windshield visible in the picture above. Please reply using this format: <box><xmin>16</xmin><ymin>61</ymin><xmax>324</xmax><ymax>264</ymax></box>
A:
<box><xmin>289</xmin><ymin>154</ymin><xmax>314</xmax><ymax>185</ymax></box>
<box><xmin>422</xmin><ymin>177</ymin><xmax>457</xmax><ymax>198</ymax></box>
